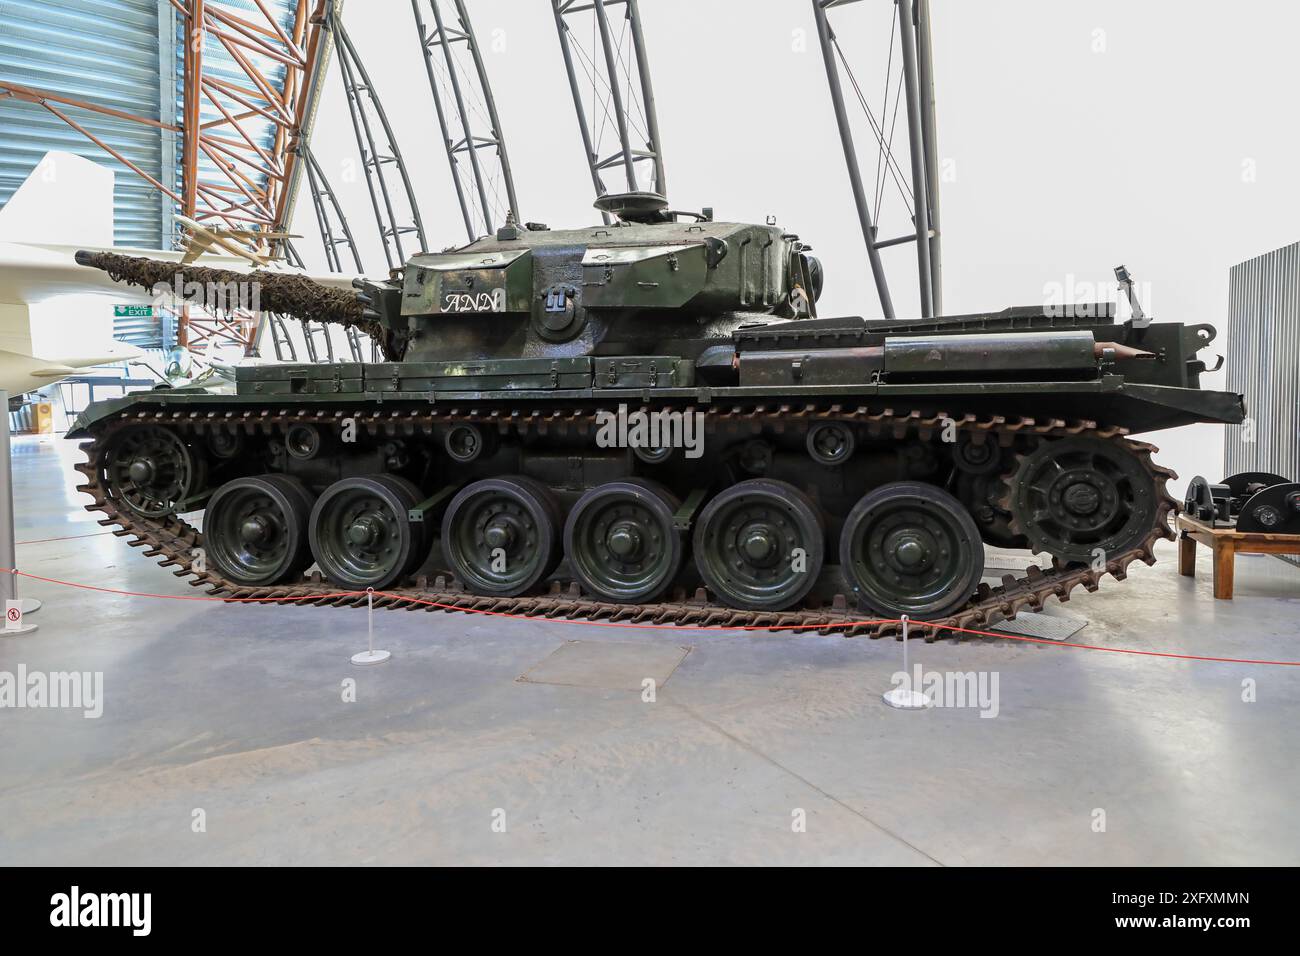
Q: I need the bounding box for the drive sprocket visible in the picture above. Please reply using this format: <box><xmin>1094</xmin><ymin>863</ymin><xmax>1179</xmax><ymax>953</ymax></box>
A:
<box><xmin>1000</xmin><ymin>435</ymin><xmax>1161</xmax><ymax>565</ymax></box>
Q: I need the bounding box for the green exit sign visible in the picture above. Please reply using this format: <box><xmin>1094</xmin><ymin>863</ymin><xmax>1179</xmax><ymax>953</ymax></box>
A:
<box><xmin>114</xmin><ymin>305</ymin><xmax>153</xmax><ymax>318</ymax></box>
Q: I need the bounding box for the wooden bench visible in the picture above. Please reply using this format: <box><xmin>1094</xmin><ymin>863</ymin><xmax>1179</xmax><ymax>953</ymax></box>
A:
<box><xmin>1177</xmin><ymin>512</ymin><xmax>1300</xmax><ymax>600</ymax></box>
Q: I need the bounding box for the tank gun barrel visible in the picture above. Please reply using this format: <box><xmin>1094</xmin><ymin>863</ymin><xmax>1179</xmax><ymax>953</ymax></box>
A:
<box><xmin>74</xmin><ymin>251</ymin><xmax>403</xmax><ymax>359</ymax></box>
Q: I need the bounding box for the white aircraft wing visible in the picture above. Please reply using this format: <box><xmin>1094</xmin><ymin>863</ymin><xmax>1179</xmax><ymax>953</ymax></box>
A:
<box><xmin>0</xmin><ymin>151</ymin><xmax>359</xmax><ymax>398</ymax></box>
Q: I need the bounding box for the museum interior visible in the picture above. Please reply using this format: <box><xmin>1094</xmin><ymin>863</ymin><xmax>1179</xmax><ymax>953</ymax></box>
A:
<box><xmin>1</xmin><ymin>0</ymin><xmax>1296</xmax><ymax>870</ymax></box>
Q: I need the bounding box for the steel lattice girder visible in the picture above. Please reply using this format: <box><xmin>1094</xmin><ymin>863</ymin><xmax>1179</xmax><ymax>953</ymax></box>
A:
<box><xmin>0</xmin><ymin>0</ymin><xmax>335</xmax><ymax>353</ymax></box>
<box><xmin>551</xmin><ymin>0</ymin><xmax>666</xmax><ymax>221</ymax></box>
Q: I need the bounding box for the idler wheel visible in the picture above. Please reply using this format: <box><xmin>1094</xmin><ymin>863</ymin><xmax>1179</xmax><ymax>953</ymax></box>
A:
<box><xmin>441</xmin><ymin>477</ymin><xmax>562</xmax><ymax>596</ymax></box>
<box><xmin>693</xmin><ymin>479</ymin><xmax>824</xmax><ymax>611</ymax></box>
<box><xmin>204</xmin><ymin>475</ymin><xmax>314</xmax><ymax>586</ymax></box>
<box><xmin>564</xmin><ymin>479</ymin><xmax>683</xmax><ymax>602</ymax></box>
<box><xmin>104</xmin><ymin>426</ymin><xmax>202</xmax><ymax>518</ymax></box>
<box><xmin>839</xmin><ymin>481</ymin><xmax>983</xmax><ymax>618</ymax></box>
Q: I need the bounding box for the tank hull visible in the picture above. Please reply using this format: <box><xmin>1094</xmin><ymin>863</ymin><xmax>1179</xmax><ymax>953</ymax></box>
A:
<box><xmin>68</xmin><ymin>376</ymin><xmax>1223</xmax><ymax>637</ymax></box>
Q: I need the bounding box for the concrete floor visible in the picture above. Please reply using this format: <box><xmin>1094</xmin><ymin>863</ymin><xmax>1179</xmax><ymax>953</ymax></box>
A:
<box><xmin>2</xmin><ymin>432</ymin><xmax>1298</xmax><ymax>865</ymax></box>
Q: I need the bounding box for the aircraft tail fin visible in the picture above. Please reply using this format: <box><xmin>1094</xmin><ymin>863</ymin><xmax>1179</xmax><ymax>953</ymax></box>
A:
<box><xmin>0</xmin><ymin>151</ymin><xmax>115</xmax><ymax>247</ymax></box>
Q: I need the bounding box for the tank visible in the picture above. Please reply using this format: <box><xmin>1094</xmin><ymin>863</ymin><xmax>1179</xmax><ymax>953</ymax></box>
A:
<box><xmin>70</xmin><ymin>196</ymin><xmax>1245</xmax><ymax>637</ymax></box>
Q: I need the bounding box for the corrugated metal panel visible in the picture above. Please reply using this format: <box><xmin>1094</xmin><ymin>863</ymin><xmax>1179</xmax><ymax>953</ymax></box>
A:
<box><xmin>1224</xmin><ymin>240</ymin><xmax>1300</xmax><ymax>482</ymax></box>
<box><xmin>0</xmin><ymin>0</ymin><xmax>166</xmax><ymax>248</ymax></box>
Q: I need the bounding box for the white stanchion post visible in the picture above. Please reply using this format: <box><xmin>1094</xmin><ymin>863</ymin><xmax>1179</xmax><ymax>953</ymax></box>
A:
<box><xmin>1</xmin><ymin>389</ymin><xmax>38</xmax><ymax>636</ymax></box>
<box><xmin>882</xmin><ymin>613</ymin><xmax>930</xmax><ymax>709</ymax></box>
<box><xmin>350</xmin><ymin>587</ymin><xmax>390</xmax><ymax>665</ymax></box>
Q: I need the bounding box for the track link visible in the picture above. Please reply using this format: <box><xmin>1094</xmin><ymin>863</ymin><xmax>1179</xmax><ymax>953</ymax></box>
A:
<box><xmin>73</xmin><ymin>402</ymin><xmax>1178</xmax><ymax>640</ymax></box>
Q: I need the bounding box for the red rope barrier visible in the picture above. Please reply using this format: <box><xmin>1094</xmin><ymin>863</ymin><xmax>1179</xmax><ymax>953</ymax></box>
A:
<box><xmin>15</xmin><ymin>530</ymin><xmax>117</xmax><ymax>547</ymax></box>
<box><xmin>3</xmin><ymin>567</ymin><xmax>1296</xmax><ymax>666</ymax></box>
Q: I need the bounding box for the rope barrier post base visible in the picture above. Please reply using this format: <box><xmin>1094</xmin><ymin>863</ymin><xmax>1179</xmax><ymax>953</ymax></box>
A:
<box><xmin>882</xmin><ymin>614</ymin><xmax>930</xmax><ymax>709</ymax></box>
<box><xmin>4</xmin><ymin>597</ymin><xmax>38</xmax><ymax>636</ymax></box>
<box><xmin>2</xmin><ymin>388</ymin><xmax>40</xmax><ymax>634</ymax></box>
<box><xmin>350</xmin><ymin>588</ymin><xmax>390</xmax><ymax>665</ymax></box>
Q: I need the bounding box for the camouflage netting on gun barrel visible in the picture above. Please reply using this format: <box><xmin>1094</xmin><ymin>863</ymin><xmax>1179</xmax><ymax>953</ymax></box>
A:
<box><xmin>77</xmin><ymin>251</ymin><xmax>402</xmax><ymax>360</ymax></box>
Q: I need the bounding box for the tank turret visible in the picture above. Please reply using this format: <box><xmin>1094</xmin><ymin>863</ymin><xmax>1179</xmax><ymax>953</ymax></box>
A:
<box><xmin>359</xmin><ymin>208</ymin><xmax>824</xmax><ymax>370</ymax></box>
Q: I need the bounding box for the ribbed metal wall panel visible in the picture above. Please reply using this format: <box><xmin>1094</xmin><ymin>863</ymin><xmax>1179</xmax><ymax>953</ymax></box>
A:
<box><xmin>0</xmin><ymin>0</ymin><xmax>165</xmax><ymax>248</ymax></box>
<box><xmin>1224</xmin><ymin>240</ymin><xmax>1300</xmax><ymax>483</ymax></box>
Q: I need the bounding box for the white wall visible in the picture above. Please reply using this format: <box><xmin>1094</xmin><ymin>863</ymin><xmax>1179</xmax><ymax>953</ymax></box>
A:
<box><xmin>292</xmin><ymin>0</ymin><xmax>1300</xmax><ymax>492</ymax></box>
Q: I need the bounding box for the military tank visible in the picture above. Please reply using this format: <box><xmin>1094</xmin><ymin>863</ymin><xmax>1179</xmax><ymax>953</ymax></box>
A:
<box><xmin>70</xmin><ymin>193</ymin><xmax>1244</xmax><ymax>636</ymax></box>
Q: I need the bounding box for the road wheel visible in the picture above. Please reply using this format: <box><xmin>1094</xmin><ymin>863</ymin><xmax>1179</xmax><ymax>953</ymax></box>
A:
<box><xmin>840</xmin><ymin>481</ymin><xmax>983</xmax><ymax>618</ymax></box>
<box><xmin>565</xmin><ymin>479</ymin><xmax>683</xmax><ymax>602</ymax></box>
<box><xmin>441</xmin><ymin>477</ymin><xmax>562</xmax><ymax>596</ymax></box>
<box><xmin>693</xmin><ymin>478</ymin><xmax>824</xmax><ymax>611</ymax></box>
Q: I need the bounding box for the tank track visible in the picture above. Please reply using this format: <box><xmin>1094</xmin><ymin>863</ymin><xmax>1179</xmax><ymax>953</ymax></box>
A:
<box><xmin>73</xmin><ymin>402</ymin><xmax>1177</xmax><ymax>640</ymax></box>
